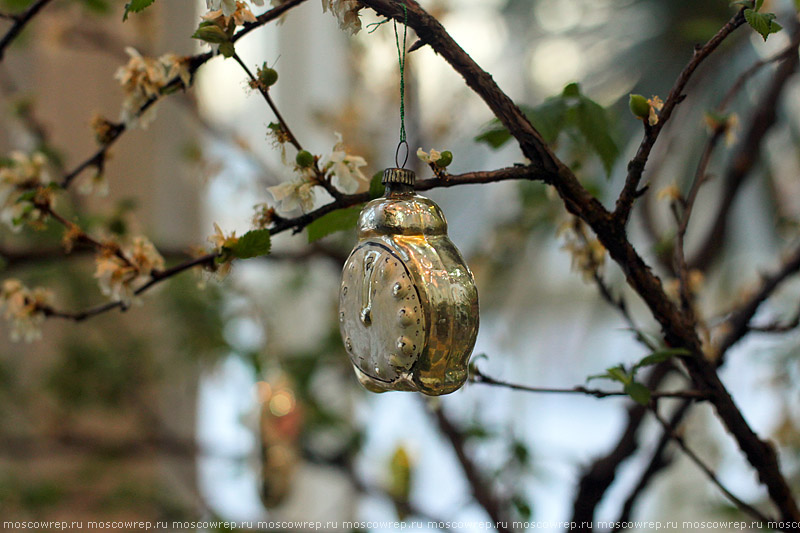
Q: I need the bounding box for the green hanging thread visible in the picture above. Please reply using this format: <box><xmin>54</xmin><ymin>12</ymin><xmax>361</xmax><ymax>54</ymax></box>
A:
<box><xmin>393</xmin><ymin>3</ymin><xmax>408</xmax><ymax>168</ymax></box>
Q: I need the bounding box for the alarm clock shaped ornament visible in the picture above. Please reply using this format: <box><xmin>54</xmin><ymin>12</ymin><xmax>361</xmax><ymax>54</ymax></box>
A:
<box><xmin>339</xmin><ymin>167</ymin><xmax>479</xmax><ymax>395</ymax></box>
<box><xmin>338</xmin><ymin>6</ymin><xmax>478</xmax><ymax>395</ymax></box>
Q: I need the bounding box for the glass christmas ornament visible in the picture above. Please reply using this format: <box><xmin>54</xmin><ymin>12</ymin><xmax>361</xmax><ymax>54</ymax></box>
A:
<box><xmin>339</xmin><ymin>167</ymin><xmax>479</xmax><ymax>395</ymax></box>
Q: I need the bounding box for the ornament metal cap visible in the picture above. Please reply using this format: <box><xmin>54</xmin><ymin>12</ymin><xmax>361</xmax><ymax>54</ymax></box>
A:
<box><xmin>382</xmin><ymin>167</ymin><xmax>415</xmax><ymax>186</ymax></box>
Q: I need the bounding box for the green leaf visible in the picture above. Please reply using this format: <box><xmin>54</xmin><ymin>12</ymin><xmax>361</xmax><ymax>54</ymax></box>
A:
<box><xmin>474</xmin><ymin>126</ymin><xmax>512</xmax><ymax>149</ymax></box>
<box><xmin>587</xmin><ymin>365</ymin><xmax>631</xmax><ymax>385</ymax></box>
<box><xmin>218</xmin><ymin>41</ymin><xmax>236</xmax><ymax>58</ymax></box>
<box><xmin>512</xmin><ymin>496</ymin><xmax>532</xmax><ymax>521</ymax></box>
<box><xmin>575</xmin><ymin>96</ymin><xmax>619</xmax><ymax>176</ymax></box>
<box><xmin>81</xmin><ymin>0</ymin><xmax>110</xmax><ymax>14</ymax></box>
<box><xmin>192</xmin><ymin>24</ymin><xmax>230</xmax><ymax>44</ymax></box>
<box><xmin>562</xmin><ymin>82</ymin><xmax>581</xmax><ymax>98</ymax></box>
<box><xmin>15</xmin><ymin>190</ymin><xmax>36</xmax><ymax>204</ymax></box>
<box><xmin>369</xmin><ymin>171</ymin><xmax>385</xmax><ymax>199</ymax></box>
<box><xmin>744</xmin><ymin>9</ymin><xmax>782</xmax><ymax>41</ymax></box>
<box><xmin>463</xmin><ymin>424</ymin><xmax>492</xmax><ymax>440</ymax></box>
<box><xmin>475</xmin><ymin>99</ymin><xmax>566</xmax><ymax>149</ymax></box>
<box><xmin>123</xmin><ymin>0</ymin><xmax>155</xmax><ymax>21</ymax></box>
<box><xmin>624</xmin><ymin>381</ymin><xmax>651</xmax><ymax>406</ymax></box>
<box><xmin>306</xmin><ymin>206</ymin><xmax>362</xmax><ymax>243</ymax></box>
<box><xmin>755</xmin><ymin>0</ymin><xmax>764</xmax><ymax>10</ymax></box>
<box><xmin>633</xmin><ymin>347</ymin><xmax>690</xmax><ymax>371</ymax></box>
<box><xmin>606</xmin><ymin>365</ymin><xmax>631</xmax><ymax>384</ymax></box>
<box><xmin>528</xmin><ymin>98</ymin><xmax>568</xmax><ymax>144</ymax></box>
<box><xmin>225</xmin><ymin>228</ymin><xmax>271</xmax><ymax>259</ymax></box>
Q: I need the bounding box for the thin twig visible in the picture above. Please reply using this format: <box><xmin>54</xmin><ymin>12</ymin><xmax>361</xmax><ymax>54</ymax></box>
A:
<box><xmin>40</xmin><ymin>165</ymin><xmax>547</xmax><ymax>321</ymax></box>
<box><xmin>429</xmin><ymin>404</ymin><xmax>512</xmax><ymax>532</ymax></box>
<box><xmin>690</xmin><ymin>20</ymin><xmax>800</xmax><ymax>271</ymax></box>
<box><xmin>613</xmin><ymin>9</ymin><xmax>747</xmax><ymax>224</ymax></box>
<box><xmin>230</xmin><ymin>51</ymin><xmax>345</xmax><ymax>201</ymax></box>
<box><xmin>673</xmin><ymin>128</ymin><xmax>722</xmax><ymax>317</ymax></box>
<box><xmin>611</xmin><ymin>399</ymin><xmax>694</xmax><ymax>531</ymax></box>
<box><xmin>470</xmin><ymin>366</ymin><xmax>707</xmax><ymax>401</ymax></box>
<box><xmin>60</xmin><ymin>0</ymin><xmax>308</xmax><ymax>189</ymax></box>
<box><xmin>231</xmin><ymin>52</ymin><xmax>303</xmax><ymax>152</ymax></box>
<box><xmin>749</xmin><ymin>302</ymin><xmax>800</xmax><ymax>333</ymax></box>
<box><xmin>570</xmin><ymin>363</ymin><xmax>677</xmax><ymax>530</ymax></box>
<box><xmin>716</xmin><ymin>242</ymin><xmax>800</xmax><ymax>357</ymax></box>
<box><xmin>591</xmin><ymin>271</ymin><xmax>657</xmax><ymax>351</ymax></box>
<box><xmin>652</xmin><ymin>409</ymin><xmax>775</xmax><ymax>525</ymax></box>
<box><xmin>0</xmin><ymin>0</ymin><xmax>54</xmax><ymax>61</ymax></box>
<box><xmin>719</xmin><ymin>31</ymin><xmax>800</xmax><ymax>112</ymax></box>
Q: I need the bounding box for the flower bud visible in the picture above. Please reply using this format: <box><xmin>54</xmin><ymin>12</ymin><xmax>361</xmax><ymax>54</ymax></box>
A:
<box><xmin>192</xmin><ymin>24</ymin><xmax>230</xmax><ymax>44</ymax></box>
<box><xmin>435</xmin><ymin>150</ymin><xmax>453</xmax><ymax>168</ymax></box>
<box><xmin>295</xmin><ymin>150</ymin><xmax>314</xmax><ymax>168</ymax></box>
<box><xmin>629</xmin><ymin>94</ymin><xmax>650</xmax><ymax>120</ymax></box>
<box><xmin>259</xmin><ymin>65</ymin><xmax>279</xmax><ymax>87</ymax></box>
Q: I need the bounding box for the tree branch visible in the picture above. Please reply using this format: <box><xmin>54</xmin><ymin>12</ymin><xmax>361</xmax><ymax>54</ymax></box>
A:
<box><xmin>716</xmin><ymin>242</ymin><xmax>800</xmax><ymax>357</ymax></box>
<box><xmin>470</xmin><ymin>366</ymin><xmax>707</xmax><ymax>401</ymax></box>
<box><xmin>613</xmin><ymin>8</ymin><xmax>747</xmax><ymax>225</ymax></box>
<box><xmin>430</xmin><ymin>404</ymin><xmax>512</xmax><ymax>532</ymax></box>
<box><xmin>652</xmin><ymin>408</ymin><xmax>775</xmax><ymax>525</ymax></box>
<box><xmin>570</xmin><ymin>363</ymin><xmax>676</xmax><ymax>530</ymax></box>
<box><xmin>361</xmin><ymin>0</ymin><xmax>799</xmax><ymax>522</ymax></box>
<box><xmin>60</xmin><ymin>0</ymin><xmax>308</xmax><ymax>189</ymax></box>
<box><xmin>0</xmin><ymin>0</ymin><xmax>54</xmax><ymax>61</ymax></box>
<box><xmin>611</xmin><ymin>399</ymin><xmax>693</xmax><ymax>531</ymax></box>
<box><xmin>690</xmin><ymin>23</ymin><xmax>800</xmax><ymax>271</ymax></box>
<box><xmin>39</xmin><ymin>165</ymin><xmax>548</xmax><ymax>321</ymax></box>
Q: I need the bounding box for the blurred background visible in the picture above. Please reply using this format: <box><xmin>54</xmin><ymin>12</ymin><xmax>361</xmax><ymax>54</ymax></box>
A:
<box><xmin>1</xmin><ymin>0</ymin><xmax>799</xmax><ymax>531</ymax></box>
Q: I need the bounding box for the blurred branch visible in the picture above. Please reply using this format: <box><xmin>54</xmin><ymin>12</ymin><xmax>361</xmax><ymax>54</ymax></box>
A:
<box><xmin>430</xmin><ymin>404</ymin><xmax>513</xmax><ymax>533</ymax></box>
<box><xmin>570</xmin><ymin>363</ymin><xmax>676</xmax><ymax>530</ymax></box>
<box><xmin>749</xmin><ymin>302</ymin><xmax>800</xmax><ymax>333</ymax></box>
<box><xmin>640</xmin><ymin>31</ymin><xmax>800</xmax><ymax>275</ymax></box>
<box><xmin>673</xmin><ymin>128</ymin><xmax>723</xmax><ymax>317</ymax></box>
<box><xmin>0</xmin><ymin>431</ymin><xmax>203</xmax><ymax>460</ymax></box>
<box><xmin>716</xmin><ymin>242</ymin><xmax>800</xmax><ymax>357</ymax></box>
<box><xmin>470</xmin><ymin>365</ymin><xmax>707</xmax><ymax>401</ymax></box>
<box><xmin>690</xmin><ymin>21</ymin><xmax>800</xmax><ymax>271</ymax></box>
<box><xmin>614</xmin><ymin>8</ymin><xmax>747</xmax><ymax>224</ymax></box>
<box><xmin>718</xmin><ymin>31</ymin><xmax>800</xmax><ymax>111</ymax></box>
<box><xmin>0</xmin><ymin>0</ymin><xmax>54</xmax><ymax>61</ymax></box>
<box><xmin>611</xmin><ymin>399</ymin><xmax>693</xmax><ymax>531</ymax></box>
<box><xmin>651</xmin><ymin>408</ymin><xmax>774</xmax><ymax>525</ymax></box>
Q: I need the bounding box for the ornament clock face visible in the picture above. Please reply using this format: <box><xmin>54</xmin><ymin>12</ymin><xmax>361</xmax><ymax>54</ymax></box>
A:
<box><xmin>339</xmin><ymin>242</ymin><xmax>427</xmax><ymax>384</ymax></box>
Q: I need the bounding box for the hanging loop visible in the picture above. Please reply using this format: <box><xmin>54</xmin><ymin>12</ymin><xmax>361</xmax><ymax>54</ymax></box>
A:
<box><xmin>395</xmin><ymin>140</ymin><xmax>409</xmax><ymax>169</ymax></box>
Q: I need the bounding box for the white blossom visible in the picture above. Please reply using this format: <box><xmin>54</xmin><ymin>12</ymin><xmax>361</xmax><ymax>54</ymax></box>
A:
<box><xmin>322</xmin><ymin>0</ymin><xmax>362</xmax><ymax>34</ymax></box>
<box><xmin>114</xmin><ymin>48</ymin><xmax>191</xmax><ymax>128</ymax></box>
<box><xmin>323</xmin><ymin>132</ymin><xmax>367</xmax><ymax>193</ymax></box>
<box><xmin>0</xmin><ymin>279</ymin><xmax>53</xmax><ymax>342</ymax></box>
<box><xmin>204</xmin><ymin>223</ymin><xmax>239</xmax><ymax>280</ymax></box>
<box><xmin>268</xmin><ymin>178</ymin><xmax>317</xmax><ymax>213</ymax></box>
<box><xmin>94</xmin><ymin>236</ymin><xmax>164</xmax><ymax>306</ymax></box>
<box><xmin>557</xmin><ymin>218</ymin><xmax>606</xmax><ymax>283</ymax></box>
<box><xmin>207</xmin><ymin>0</ymin><xmax>237</xmax><ymax>16</ymax></box>
<box><xmin>416</xmin><ymin>148</ymin><xmax>442</xmax><ymax>164</ymax></box>
<box><xmin>0</xmin><ymin>151</ymin><xmax>52</xmax><ymax>231</ymax></box>
<box><xmin>203</xmin><ymin>0</ymin><xmax>260</xmax><ymax>26</ymax></box>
